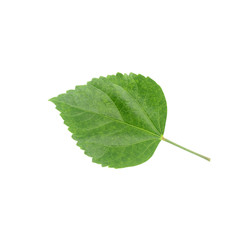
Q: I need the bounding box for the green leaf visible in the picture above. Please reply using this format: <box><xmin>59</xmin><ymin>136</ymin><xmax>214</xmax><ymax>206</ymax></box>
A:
<box><xmin>50</xmin><ymin>73</ymin><xmax>167</xmax><ymax>168</ymax></box>
<box><xmin>50</xmin><ymin>72</ymin><xmax>210</xmax><ymax>168</ymax></box>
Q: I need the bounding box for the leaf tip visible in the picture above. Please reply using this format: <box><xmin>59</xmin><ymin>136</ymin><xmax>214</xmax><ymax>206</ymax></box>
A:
<box><xmin>48</xmin><ymin>97</ymin><xmax>57</xmax><ymax>103</ymax></box>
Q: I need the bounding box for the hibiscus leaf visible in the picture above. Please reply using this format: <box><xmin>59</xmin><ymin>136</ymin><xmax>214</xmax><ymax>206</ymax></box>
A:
<box><xmin>50</xmin><ymin>73</ymin><xmax>210</xmax><ymax>168</ymax></box>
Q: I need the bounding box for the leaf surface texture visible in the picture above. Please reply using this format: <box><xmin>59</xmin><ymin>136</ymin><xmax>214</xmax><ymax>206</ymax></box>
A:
<box><xmin>50</xmin><ymin>73</ymin><xmax>167</xmax><ymax>168</ymax></box>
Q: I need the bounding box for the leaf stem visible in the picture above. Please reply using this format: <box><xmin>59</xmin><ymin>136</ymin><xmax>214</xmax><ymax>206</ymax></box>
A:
<box><xmin>161</xmin><ymin>136</ymin><xmax>210</xmax><ymax>161</ymax></box>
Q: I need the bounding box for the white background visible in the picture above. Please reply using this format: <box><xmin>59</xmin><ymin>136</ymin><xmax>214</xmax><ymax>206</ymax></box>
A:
<box><xmin>0</xmin><ymin>0</ymin><xmax>240</xmax><ymax>239</ymax></box>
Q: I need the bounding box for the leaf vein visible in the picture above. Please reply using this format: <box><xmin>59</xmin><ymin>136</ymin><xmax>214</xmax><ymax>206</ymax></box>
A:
<box><xmin>111</xmin><ymin>77</ymin><xmax>160</xmax><ymax>135</ymax></box>
<box><xmin>53</xmin><ymin>100</ymin><xmax>160</xmax><ymax>138</ymax></box>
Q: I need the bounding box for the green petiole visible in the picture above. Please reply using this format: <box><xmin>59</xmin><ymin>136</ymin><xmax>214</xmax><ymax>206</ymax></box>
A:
<box><xmin>161</xmin><ymin>136</ymin><xmax>210</xmax><ymax>161</ymax></box>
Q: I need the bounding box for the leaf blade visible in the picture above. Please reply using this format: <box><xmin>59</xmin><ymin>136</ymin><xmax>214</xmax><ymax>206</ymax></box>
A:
<box><xmin>50</xmin><ymin>73</ymin><xmax>167</xmax><ymax>168</ymax></box>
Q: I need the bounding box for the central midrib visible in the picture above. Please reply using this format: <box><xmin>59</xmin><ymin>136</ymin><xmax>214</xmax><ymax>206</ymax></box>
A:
<box><xmin>53</xmin><ymin>99</ymin><xmax>161</xmax><ymax>139</ymax></box>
